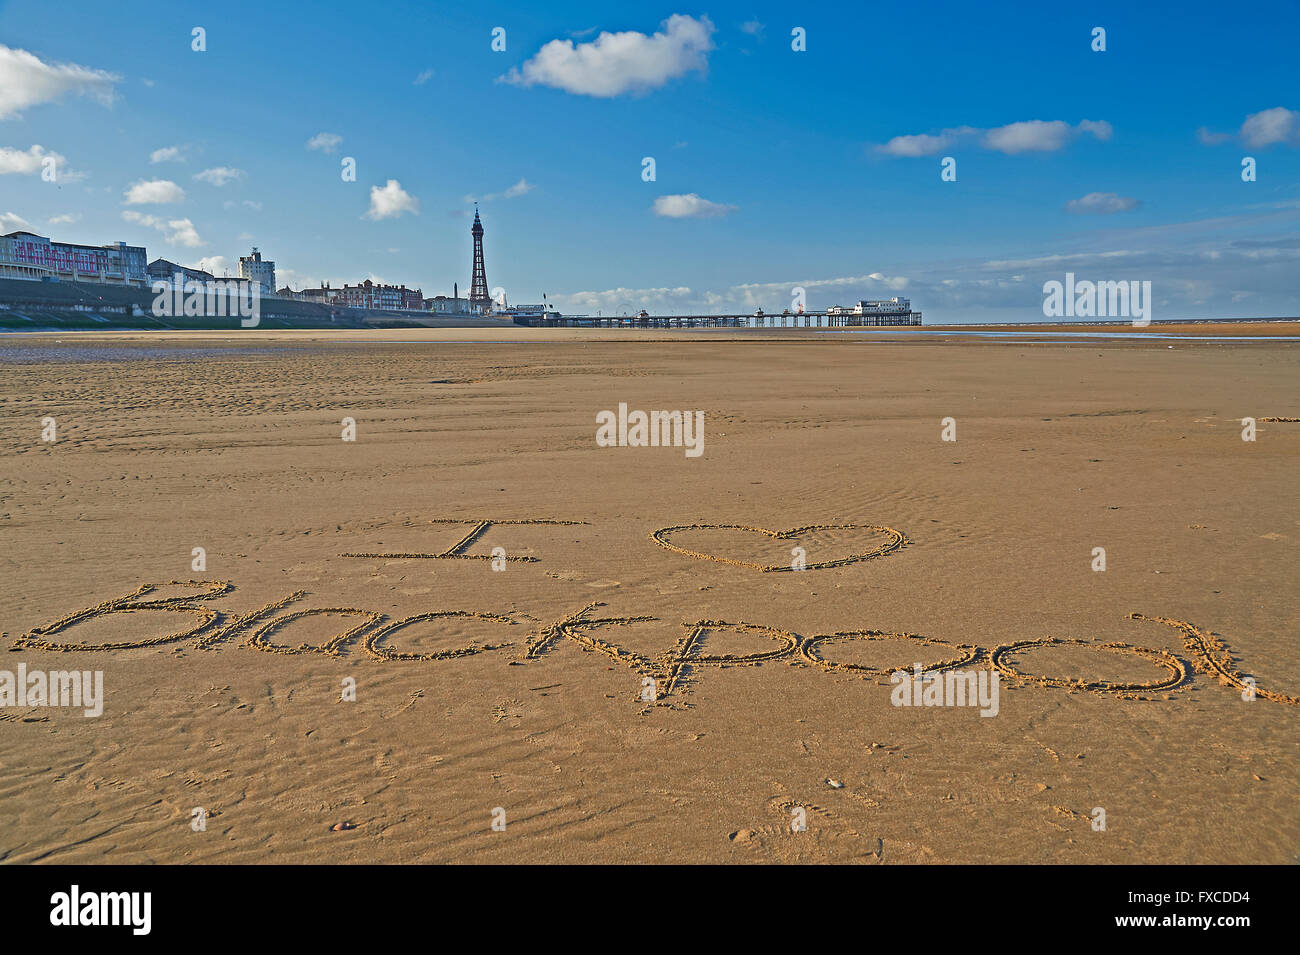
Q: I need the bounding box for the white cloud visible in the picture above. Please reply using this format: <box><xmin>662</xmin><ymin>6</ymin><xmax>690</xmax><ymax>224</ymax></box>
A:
<box><xmin>876</xmin><ymin>132</ymin><xmax>956</xmax><ymax>157</ymax></box>
<box><xmin>562</xmin><ymin>285</ymin><xmax>697</xmax><ymax>313</ymax></box>
<box><xmin>414</xmin><ymin>69</ymin><xmax>434</xmax><ymax>85</ymax></box>
<box><xmin>277</xmin><ymin>268</ymin><xmax>333</xmax><ymax>291</ymax></box>
<box><xmin>740</xmin><ymin>20</ymin><xmax>765</xmax><ymax>38</ymax></box>
<box><xmin>307</xmin><ymin>132</ymin><xmax>342</xmax><ymax>152</ymax></box>
<box><xmin>1240</xmin><ymin>107</ymin><xmax>1299</xmax><ymax>148</ymax></box>
<box><xmin>276</xmin><ymin>268</ymin><xmax>308</xmax><ymax>290</ymax></box>
<box><xmin>501</xmin><ymin>14</ymin><xmax>715</xmax><ymax>97</ymax></box>
<box><xmin>464</xmin><ymin>177</ymin><xmax>535</xmax><ymax>202</ymax></box>
<box><xmin>0</xmin><ymin>144</ymin><xmax>85</xmax><ymax>183</ymax></box>
<box><xmin>732</xmin><ymin>272</ymin><xmax>910</xmax><ymax>294</ymax></box>
<box><xmin>652</xmin><ymin>193</ymin><xmax>736</xmax><ymax>218</ymax></box>
<box><xmin>364</xmin><ymin>179</ymin><xmax>419</xmax><ymax>220</ymax></box>
<box><xmin>984</xmin><ymin>119</ymin><xmax>1110</xmax><ymax>154</ymax></box>
<box><xmin>1197</xmin><ymin>126</ymin><xmax>1231</xmax><ymax>146</ymax></box>
<box><xmin>163</xmin><ymin>219</ymin><xmax>202</xmax><ymax>247</ymax></box>
<box><xmin>122</xmin><ymin>210</ymin><xmax>203</xmax><ymax>247</ymax></box>
<box><xmin>48</xmin><ymin>213</ymin><xmax>80</xmax><ymax>225</ymax></box>
<box><xmin>193</xmin><ymin>166</ymin><xmax>245</xmax><ymax>186</ymax></box>
<box><xmin>982</xmin><ymin>119</ymin><xmax>1074</xmax><ymax>152</ymax></box>
<box><xmin>0</xmin><ymin>211</ymin><xmax>32</xmax><ymax>232</ymax></box>
<box><xmin>150</xmin><ymin>145</ymin><xmax>183</xmax><ymax>163</ymax></box>
<box><xmin>1065</xmin><ymin>192</ymin><xmax>1140</xmax><ymax>215</ymax></box>
<box><xmin>123</xmin><ymin>179</ymin><xmax>185</xmax><ymax>204</ymax></box>
<box><xmin>0</xmin><ymin>144</ymin><xmax>61</xmax><ymax>174</ymax></box>
<box><xmin>0</xmin><ymin>45</ymin><xmax>120</xmax><ymax>121</ymax></box>
<box><xmin>193</xmin><ymin>255</ymin><xmax>228</xmax><ymax>275</ymax></box>
<box><xmin>498</xmin><ymin>178</ymin><xmax>533</xmax><ymax>199</ymax></box>
<box><xmin>1076</xmin><ymin>119</ymin><xmax>1113</xmax><ymax>142</ymax></box>
<box><xmin>876</xmin><ymin>120</ymin><xmax>1112</xmax><ymax>157</ymax></box>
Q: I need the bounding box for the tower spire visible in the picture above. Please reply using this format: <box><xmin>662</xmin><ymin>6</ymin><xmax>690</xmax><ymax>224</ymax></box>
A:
<box><xmin>469</xmin><ymin>204</ymin><xmax>489</xmax><ymax>310</ymax></box>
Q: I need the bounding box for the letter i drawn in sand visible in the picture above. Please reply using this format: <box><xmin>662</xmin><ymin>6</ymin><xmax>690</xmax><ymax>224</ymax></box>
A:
<box><xmin>342</xmin><ymin>517</ymin><xmax>588</xmax><ymax>563</ymax></box>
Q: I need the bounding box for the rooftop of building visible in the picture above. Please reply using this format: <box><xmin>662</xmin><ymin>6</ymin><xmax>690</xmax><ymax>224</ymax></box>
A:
<box><xmin>3</xmin><ymin>231</ymin><xmax>143</xmax><ymax>252</ymax></box>
<box><xmin>148</xmin><ymin>258</ymin><xmax>216</xmax><ymax>280</ymax></box>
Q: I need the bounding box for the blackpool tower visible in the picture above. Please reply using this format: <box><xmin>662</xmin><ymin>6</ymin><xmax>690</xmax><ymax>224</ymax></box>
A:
<box><xmin>469</xmin><ymin>205</ymin><xmax>490</xmax><ymax>310</ymax></box>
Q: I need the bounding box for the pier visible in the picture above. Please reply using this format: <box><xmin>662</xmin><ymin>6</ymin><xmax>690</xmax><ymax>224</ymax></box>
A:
<box><xmin>513</xmin><ymin>310</ymin><xmax>923</xmax><ymax>329</ymax></box>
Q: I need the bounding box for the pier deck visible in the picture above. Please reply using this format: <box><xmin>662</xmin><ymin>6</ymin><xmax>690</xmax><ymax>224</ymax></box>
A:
<box><xmin>514</xmin><ymin>311</ymin><xmax>923</xmax><ymax>329</ymax></box>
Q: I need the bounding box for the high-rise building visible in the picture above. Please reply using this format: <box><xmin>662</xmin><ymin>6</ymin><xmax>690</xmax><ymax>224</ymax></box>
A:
<box><xmin>238</xmin><ymin>248</ymin><xmax>276</xmax><ymax>297</ymax></box>
<box><xmin>468</xmin><ymin>207</ymin><xmax>489</xmax><ymax>310</ymax></box>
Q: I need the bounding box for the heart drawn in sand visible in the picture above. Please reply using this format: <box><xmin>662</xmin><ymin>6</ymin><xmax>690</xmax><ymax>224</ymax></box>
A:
<box><xmin>650</xmin><ymin>523</ymin><xmax>907</xmax><ymax>572</ymax></box>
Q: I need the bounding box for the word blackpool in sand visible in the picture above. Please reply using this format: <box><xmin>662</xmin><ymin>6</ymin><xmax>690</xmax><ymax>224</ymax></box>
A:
<box><xmin>10</xmin><ymin>580</ymin><xmax>1297</xmax><ymax>708</ymax></box>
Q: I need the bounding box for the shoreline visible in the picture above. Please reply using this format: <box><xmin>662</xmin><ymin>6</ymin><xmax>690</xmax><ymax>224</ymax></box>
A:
<box><xmin>4</xmin><ymin>319</ymin><xmax>1300</xmax><ymax>347</ymax></box>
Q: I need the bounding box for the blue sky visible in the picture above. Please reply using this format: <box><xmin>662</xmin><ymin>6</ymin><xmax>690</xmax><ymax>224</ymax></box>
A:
<box><xmin>1</xmin><ymin>0</ymin><xmax>1297</xmax><ymax>321</ymax></box>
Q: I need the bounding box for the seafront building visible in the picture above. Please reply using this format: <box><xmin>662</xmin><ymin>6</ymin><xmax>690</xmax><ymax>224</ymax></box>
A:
<box><xmin>494</xmin><ymin>303</ymin><xmax>560</xmax><ymax>322</ymax></box>
<box><xmin>289</xmin><ymin>283</ymin><xmax>337</xmax><ymax>304</ymax></box>
<box><xmin>148</xmin><ymin>258</ymin><xmax>258</xmax><ymax>301</ymax></box>
<box><xmin>277</xmin><ymin>279</ymin><xmax>425</xmax><ymax>312</ymax></box>
<box><xmin>825</xmin><ymin>297</ymin><xmax>917</xmax><ymax>320</ymax></box>
<box><xmin>426</xmin><ymin>289</ymin><xmax>472</xmax><ymax>314</ymax></box>
<box><xmin>334</xmin><ymin>279</ymin><xmax>424</xmax><ymax>311</ymax></box>
<box><xmin>0</xmin><ymin>231</ymin><xmax>148</xmax><ymax>286</ymax></box>
<box><xmin>148</xmin><ymin>258</ymin><xmax>214</xmax><ymax>286</ymax></box>
<box><xmin>238</xmin><ymin>248</ymin><xmax>276</xmax><ymax>297</ymax></box>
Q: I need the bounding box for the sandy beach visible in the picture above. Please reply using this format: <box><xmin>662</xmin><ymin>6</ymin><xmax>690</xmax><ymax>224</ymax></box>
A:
<box><xmin>2</xmin><ymin>327</ymin><xmax>1296</xmax><ymax>864</ymax></box>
